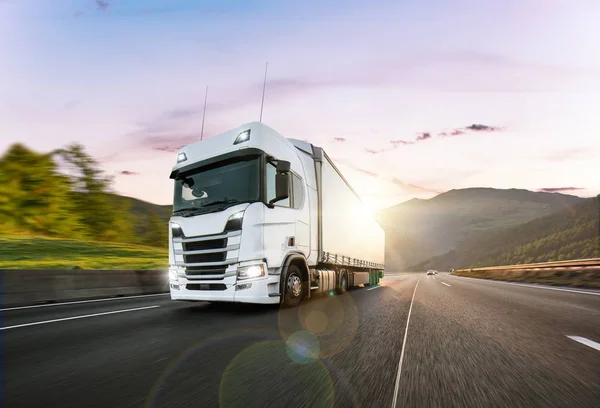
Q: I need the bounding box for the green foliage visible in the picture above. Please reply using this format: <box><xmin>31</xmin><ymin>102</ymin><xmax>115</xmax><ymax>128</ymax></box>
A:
<box><xmin>0</xmin><ymin>142</ymin><xmax>170</xmax><ymax>252</ymax></box>
<box><xmin>0</xmin><ymin>144</ymin><xmax>75</xmax><ymax>236</ymax></box>
<box><xmin>0</xmin><ymin>235</ymin><xmax>167</xmax><ymax>270</ymax></box>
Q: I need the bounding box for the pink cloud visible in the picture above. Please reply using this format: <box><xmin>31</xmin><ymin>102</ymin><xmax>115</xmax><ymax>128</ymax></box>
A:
<box><xmin>538</xmin><ymin>187</ymin><xmax>584</xmax><ymax>193</ymax></box>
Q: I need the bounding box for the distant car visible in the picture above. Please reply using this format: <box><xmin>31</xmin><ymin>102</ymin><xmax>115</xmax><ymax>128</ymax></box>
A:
<box><xmin>427</xmin><ymin>270</ymin><xmax>435</xmax><ymax>275</ymax></box>
<box><xmin>434</xmin><ymin>270</ymin><xmax>438</xmax><ymax>275</ymax></box>
<box><xmin>449</xmin><ymin>268</ymin><xmax>455</xmax><ymax>274</ymax></box>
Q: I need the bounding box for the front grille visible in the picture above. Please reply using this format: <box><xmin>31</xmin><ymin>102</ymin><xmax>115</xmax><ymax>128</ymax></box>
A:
<box><xmin>184</xmin><ymin>238</ymin><xmax>227</xmax><ymax>252</ymax></box>
<box><xmin>184</xmin><ymin>252</ymin><xmax>226</xmax><ymax>264</ymax></box>
<box><xmin>173</xmin><ymin>231</ymin><xmax>240</xmax><ymax>276</ymax></box>
<box><xmin>186</xmin><ymin>283</ymin><xmax>227</xmax><ymax>291</ymax></box>
<box><xmin>185</xmin><ymin>267</ymin><xmax>227</xmax><ymax>276</ymax></box>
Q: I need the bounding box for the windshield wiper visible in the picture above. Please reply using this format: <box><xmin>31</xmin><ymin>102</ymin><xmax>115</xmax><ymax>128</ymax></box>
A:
<box><xmin>202</xmin><ymin>199</ymin><xmax>242</xmax><ymax>208</ymax></box>
<box><xmin>173</xmin><ymin>207</ymin><xmax>196</xmax><ymax>215</ymax></box>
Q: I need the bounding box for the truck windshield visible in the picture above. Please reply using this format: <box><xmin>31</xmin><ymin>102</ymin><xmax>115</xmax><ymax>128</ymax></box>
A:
<box><xmin>173</xmin><ymin>156</ymin><xmax>260</xmax><ymax>215</ymax></box>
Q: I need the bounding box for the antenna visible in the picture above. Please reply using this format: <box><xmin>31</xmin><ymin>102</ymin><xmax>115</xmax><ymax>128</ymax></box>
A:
<box><xmin>259</xmin><ymin>62</ymin><xmax>268</xmax><ymax>123</ymax></box>
<box><xmin>200</xmin><ymin>86</ymin><xmax>208</xmax><ymax>141</ymax></box>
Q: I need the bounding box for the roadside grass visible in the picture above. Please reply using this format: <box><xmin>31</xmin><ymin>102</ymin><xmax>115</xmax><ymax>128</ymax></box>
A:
<box><xmin>455</xmin><ymin>268</ymin><xmax>600</xmax><ymax>289</ymax></box>
<box><xmin>0</xmin><ymin>235</ymin><xmax>168</xmax><ymax>270</ymax></box>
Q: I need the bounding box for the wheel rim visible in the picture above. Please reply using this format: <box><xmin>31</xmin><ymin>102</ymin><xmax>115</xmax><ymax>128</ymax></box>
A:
<box><xmin>341</xmin><ymin>275</ymin><xmax>347</xmax><ymax>290</ymax></box>
<box><xmin>287</xmin><ymin>274</ymin><xmax>302</xmax><ymax>297</ymax></box>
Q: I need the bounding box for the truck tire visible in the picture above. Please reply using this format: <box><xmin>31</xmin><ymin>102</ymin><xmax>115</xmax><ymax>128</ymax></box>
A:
<box><xmin>283</xmin><ymin>264</ymin><xmax>304</xmax><ymax>308</ymax></box>
<box><xmin>337</xmin><ymin>272</ymin><xmax>348</xmax><ymax>294</ymax></box>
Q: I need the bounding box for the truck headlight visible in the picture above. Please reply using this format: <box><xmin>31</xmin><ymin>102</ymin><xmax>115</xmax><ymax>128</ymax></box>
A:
<box><xmin>224</xmin><ymin>211</ymin><xmax>244</xmax><ymax>232</ymax></box>
<box><xmin>237</xmin><ymin>264</ymin><xmax>265</xmax><ymax>279</ymax></box>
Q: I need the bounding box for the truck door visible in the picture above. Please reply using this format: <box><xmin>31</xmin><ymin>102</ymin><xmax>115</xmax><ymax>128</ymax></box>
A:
<box><xmin>263</xmin><ymin>161</ymin><xmax>296</xmax><ymax>267</ymax></box>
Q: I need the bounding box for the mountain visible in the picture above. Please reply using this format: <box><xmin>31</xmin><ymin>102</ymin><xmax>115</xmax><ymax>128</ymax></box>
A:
<box><xmin>376</xmin><ymin>188</ymin><xmax>588</xmax><ymax>270</ymax></box>
<box><xmin>412</xmin><ymin>195</ymin><xmax>599</xmax><ymax>270</ymax></box>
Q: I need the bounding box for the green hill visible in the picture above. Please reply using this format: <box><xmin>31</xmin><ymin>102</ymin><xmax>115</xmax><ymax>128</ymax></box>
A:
<box><xmin>110</xmin><ymin>194</ymin><xmax>172</xmax><ymax>238</ymax></box>
<box><xmin>377</xmin><ymin>188</ymin><xmax>587</xmax><ymax>269</ymax></box>
<box><xmin>412</xmin><ymin>196</ymin><xmax>599</xmax><ymax>270</ymax></box>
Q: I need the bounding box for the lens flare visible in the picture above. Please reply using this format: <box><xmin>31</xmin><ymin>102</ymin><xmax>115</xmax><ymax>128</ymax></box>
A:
<box><xmin>219</xmin><ymin>339</ymin><xmax>334</xmax><ymax>408</ymax></box>
<box><xmin>144</xmin><ymin>329</ymin><xmax>281</xmax><ymax>408</ymax></box>
<box><xmin>285</xmin><ymin>330</ymin><xmax>320</xmax><ymax>364</ymax></box>
<box><xmin>277</xmin><ymin>293</ymin><xmax>359</xmax><ymax>359</ymax></box>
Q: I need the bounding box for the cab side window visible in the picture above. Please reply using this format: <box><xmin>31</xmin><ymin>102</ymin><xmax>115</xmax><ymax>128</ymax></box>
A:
<box><xmin>292</xmin><ymin>174</ymin><xmax>304</xmax><ymax>209</ymax></box>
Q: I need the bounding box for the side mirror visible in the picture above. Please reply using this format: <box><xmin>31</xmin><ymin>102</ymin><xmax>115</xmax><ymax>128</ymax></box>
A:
<box><xmin>276</xmin><ymin>160</ymin><xmax>291</xmax><ymax>173</ymax></box>
<box><xmin>275</xmin><ymin>172</ymin><xmax>290</xmax><ymax>199</ymax></box>
<box><xmin>268</xmin><ymin>160</ymin><xmax>291</xmax><ymax>207</ymax></box>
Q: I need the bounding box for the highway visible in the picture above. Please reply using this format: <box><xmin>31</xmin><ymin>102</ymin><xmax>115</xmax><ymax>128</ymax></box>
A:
<box><xmin>3</xmin><ymin>273</ymin><xmax>600</xmax><ymax>408</ymax></box>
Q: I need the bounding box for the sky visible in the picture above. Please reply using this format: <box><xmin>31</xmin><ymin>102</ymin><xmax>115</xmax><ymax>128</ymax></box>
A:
<box><xmin>1</xmin><ymin>0</ymin><xmax>600</xmax><ymax>211</ymax></box>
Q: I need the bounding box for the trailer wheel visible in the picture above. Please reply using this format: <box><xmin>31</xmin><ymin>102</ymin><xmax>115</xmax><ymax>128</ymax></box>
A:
<box><xmin>283</xmin><ymin>264</ymin><xmax>304</xmax><ymax>308</ymax></box>
<box><xmin>337</xmin><ymin>272</ymin><xmax>348</xmax><ymax>294</ymax></box>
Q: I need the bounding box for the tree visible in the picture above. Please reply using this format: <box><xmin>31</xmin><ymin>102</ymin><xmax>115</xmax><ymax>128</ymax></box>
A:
<box><xmin>0</xmin><ymin>144</ymin><xmax>76</xmax><ymax>236</ymax></box>
<box><xmin>52</xmin><ymin>143</ymin><xmax>134</xmax><ymax>241</ymax></box>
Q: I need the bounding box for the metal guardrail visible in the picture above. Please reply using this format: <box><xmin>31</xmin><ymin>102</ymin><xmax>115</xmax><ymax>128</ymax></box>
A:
<box><xmin>457</xmin><ymin>258</ymin><xmax>600</xmax><ymax>272</ymax></box>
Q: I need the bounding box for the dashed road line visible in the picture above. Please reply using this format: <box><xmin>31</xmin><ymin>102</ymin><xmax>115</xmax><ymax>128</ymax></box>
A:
<box><xmin>0</xmin><ymin>305</ymin><xmax>160</xmax><ymax>331</ymax></box>
<box><xmin>567</xmin><ymin>336</ymin><xmax>600</xmax><ymax>352</ymax></box>
<box><xmin>0</xmin><ymin>293</ymin><xmax>169</xmax><ymax>312</ymax></box>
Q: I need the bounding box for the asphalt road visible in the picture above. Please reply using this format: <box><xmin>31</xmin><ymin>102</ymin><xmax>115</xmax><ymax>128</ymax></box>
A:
<box><xmin>2</xmin><ymin>273</ymin><xmax>600</xmax><ymax>407</ymax></box>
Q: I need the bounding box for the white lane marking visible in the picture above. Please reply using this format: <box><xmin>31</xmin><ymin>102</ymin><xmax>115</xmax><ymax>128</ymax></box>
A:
<box><xmin>456</xmin><ymin>276</ymin><xmax>600</xmax><ymax>296</ymax></box>
<box><xmin>0</xmin><ymin>293</ymin><xmax>169</xmax><ymax>312</ymax></box>
<box><xmin>441</xmin><ymin>282</ymin><xmax>451</xmax><ymax>287</ymax></box>
<box><xmin>567</xmin><ymin>336</ymin><xmax>600</xmax><ymax>352</ymax></box>
<box><xmin>432</xmin><ymin>276</ymin><xmax>436</xmax><ymax>280</ymax></box>
<box><xmin>391</xmin><ymin>277</ymin><xmax>421</xmax><ymax>408</ymax></box>
<box><xmin>367</xmin><ymin>285</ymin><xmax>383</xmax><ymax>291</ymax></box>
<box><xmin>0</xmin><ymin>305</ymin><xmax>160</xmax><ymax>331</ymax></box>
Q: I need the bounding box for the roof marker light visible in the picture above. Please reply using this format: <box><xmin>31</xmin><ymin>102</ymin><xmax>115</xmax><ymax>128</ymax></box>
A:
<box><xmin>177</xmin><ymin>152</ymin><xmax>187</xmax><ymax>163</ymax></box>
<box><xmin>233</xmin><ymin>129</ymin><xmax>251</xmax><ymax>145</ymax></box>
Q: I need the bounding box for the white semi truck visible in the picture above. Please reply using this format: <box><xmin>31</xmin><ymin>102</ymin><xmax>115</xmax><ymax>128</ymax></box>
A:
<box><xmin>167</xmin><ymin>122</ymin><xmax>385</xmax><ymax>307</ymax></box>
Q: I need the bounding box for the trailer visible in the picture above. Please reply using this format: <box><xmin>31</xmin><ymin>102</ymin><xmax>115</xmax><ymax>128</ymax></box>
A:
<box><xmin>167</xmin><ymin>122</ymin><xmax>385</xmax><ymax>307</ymax></box>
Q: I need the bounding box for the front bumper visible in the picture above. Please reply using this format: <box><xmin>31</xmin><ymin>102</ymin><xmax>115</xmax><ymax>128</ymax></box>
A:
<box><xmin>169</xmin><ymin>267</ymin><xmax>281</xmax><ymax>304</ymax></box>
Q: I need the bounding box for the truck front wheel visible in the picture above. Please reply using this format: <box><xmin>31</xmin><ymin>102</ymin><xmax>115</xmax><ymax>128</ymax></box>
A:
<box><xmin>283</xmin><ymin>264</ymin><xmax>304</xmax><ymax>308</ymax></box>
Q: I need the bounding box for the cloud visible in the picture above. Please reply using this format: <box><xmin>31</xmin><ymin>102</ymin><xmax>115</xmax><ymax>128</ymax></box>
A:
<box><xmin>363</xmin><ymin>122</ymin><xmax>504</xmax><ymax>154</ymax></box>
<box><xmin>119</xmin><ymin>170</ymin><xmax>139</xmax><ymax>176</ymax></box>
<box><xmin>465</xmin><ymin>124</ymin><xmax>501</xmax><ymax>132</ymax></box>
<box><xmin>332</xmin><ymin>137</ymin><xmax>346</xmax><ymax>143</ymax></box>
<box><xmin>537</xmin><ymin>187</ymin><xmax>584</xmax><ymax>193</ymax></box>
<box><xmin>439</xmin><ymin>125</ymin><xmax>499</xmax><ymax>138</ymax></box>
<box><xmin>364</xmin><ymin>148</ymin><xmax>382</xmax><ymax>154</ymax></box>
<box><xmin>416</xmin><ymin>132</ymin><xmax>432</xmax><ymax>141</ymax></box>
<box><xmin>146</xmin><ymin>133</ymin><xmax>202</xmax><ymax>153</ymax></box>
<box><xmin>95</xmin><ymin>0</ymin><xmax>109</xmax><ymax>12</ymax></box>
<box><xmin>390</xmin><ymin>140</ymin><xmax>413</xmax><ymax>147</ymax></box>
